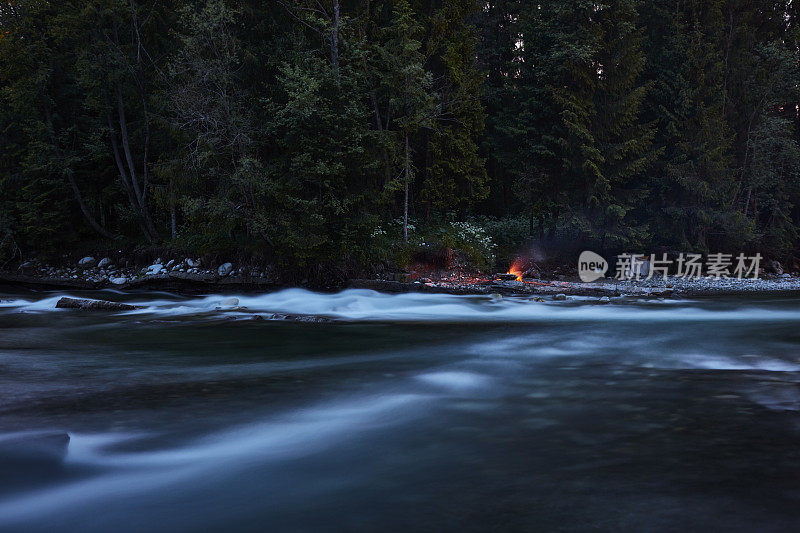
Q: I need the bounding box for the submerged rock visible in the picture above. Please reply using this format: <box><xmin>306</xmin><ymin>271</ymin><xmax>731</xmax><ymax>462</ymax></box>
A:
<box><xmin>553</xmin><ymin>293</ymin><xmax>567</xmax><ymax>301</ymax></box>
<box><xmin>56</xmin><ymin>297</ymin><xmax>141</xmax><ymax>311</ymax></box>
<box><xmin>0</xmin><ymin>431</ymin><xmax>70</xmax><ymax>469</ymax></box>
<box><xmin>220</xmin><ymin>297</ymin><xmax>240</xmax><ymax>308</ymax></box>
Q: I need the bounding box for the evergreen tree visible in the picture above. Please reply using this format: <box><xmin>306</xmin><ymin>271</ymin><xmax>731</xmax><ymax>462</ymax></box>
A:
<box><xmin>513</xmin><ymin>0</ymin><xmax>654</xmax><ymax>248</ymax></box>
<box><xmin>591</xmin><ymin>0</ymin><xmax>657</xmax><ymax>248</ymax></box>
<box><xmin>474</xmin><ymin>0</ymin><xmax>522</xmax><ymax>216</ymax></box>
<box><xmin>641</xmin><ymin>0</ymin><xmax>735</xmax><ymax>250</ymax></box>
<box><xmin>381</xmin><ymin>0</ymin><xmax>437</xmax><ymax>243</ymax></box>
<box><xmin>3</xmin><ymin>0</ymin><xmax>800</xmax><ymax>265</ymax></box>
<box><xmin>421</xmin><ymin>0</ymin><xmax>488</xmax><ymax>218</ymax></box>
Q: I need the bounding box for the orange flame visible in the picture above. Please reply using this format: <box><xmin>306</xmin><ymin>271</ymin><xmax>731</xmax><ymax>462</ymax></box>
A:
<box><xmin>508</xmin><ymin>260</ymin><xmax>525</xmax><ymax>281</ymax></box>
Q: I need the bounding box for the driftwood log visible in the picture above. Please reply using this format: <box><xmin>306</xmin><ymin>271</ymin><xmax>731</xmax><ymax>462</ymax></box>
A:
<box><xmin>55</xmin><ymin>297</ymin><xmax>141</xmax><ymax>311</ymax></box>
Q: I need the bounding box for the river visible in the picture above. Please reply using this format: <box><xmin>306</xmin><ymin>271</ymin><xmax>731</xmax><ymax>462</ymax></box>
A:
<box><xmin>1</xmin><ymin>289</ymin><xmax>799</xmax><ymax>532</ymax></box>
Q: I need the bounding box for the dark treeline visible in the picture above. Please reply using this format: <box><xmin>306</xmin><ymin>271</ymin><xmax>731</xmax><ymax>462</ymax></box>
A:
<box><xmin>1</xmin><ymin>0</ymin><xmax>799</xmax><ymax>267</ymax></box>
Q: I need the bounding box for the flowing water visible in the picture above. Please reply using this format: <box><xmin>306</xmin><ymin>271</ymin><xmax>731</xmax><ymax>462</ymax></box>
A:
<box><xmin>1</xmin><ymin>289</ymin><xmax>800</xmax><ymax>532</ymax></box>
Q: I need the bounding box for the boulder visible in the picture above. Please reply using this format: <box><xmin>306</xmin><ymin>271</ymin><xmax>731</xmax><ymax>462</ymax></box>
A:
<box><xmin>522</xmin><ymin>267</ymin><xmax>541</xmax><ymax>279</ymax></box>
<box><xmin>56</xmin><ymin>297</ymin><xmax>141</xmax><ymax>311</ymax></box>
<box><xmin>220</xmin><ymin>297</ymin><xmax>240</xmax><ymax>308</ymax></box>
<box><xmin>78</xmin><ymin>256</ymin><xmax>96</xmax><ymax>268</ymax></box>
<box><xmin>109</xmin><ymin>276</ymin><xmax>128</xmax><ymax>285</ymax></box>
<box><xmin>767</xmin><ymin>260</ymin><xmax>784</xmax><ymax>276</ymax></box>
<box><xmin>401</xmin><ymin>272</ymin><xmax>419</xmax><ymax>283</ymax></box>
<box><xmin>166</xmin><ymin>259</ymin><xmax>175</xmax><ymax>269</ymax></box>
<box><xmin>97</xmin><ymin>257</ymin><xmax>113</xmax><ymax>269</ymax></box>
<box><xmin>218</xmin><ymin>263</ymin><xmax>233</xmax><ymax>277</ymax></box>
<box><xmin>145</xmin><ymin>264</ymin><xmax>164</xmax><ymax>275</ymax></box>
<box><xmin>598</xmin><ymin>296</ymin><xmax>611</xmax><ymax>304</ymax></box>
<box><xmin>18</xmin><ymin>261</ymin><xmax>36</xmax><ymax>274</ymax></box>
<box><xmin>0</xmin><ymin>431</ymin><xmax>70</xmax><ymax>470</ymax></box>
<box><xmin>553</xmin><ymin>293</ymin><xmax>567</xmax><ymax>301</ymax></box>
<box><xmin>186</xmin><ymin>258</ymin><xmax>200</xmax><ymax>268</ymax></box>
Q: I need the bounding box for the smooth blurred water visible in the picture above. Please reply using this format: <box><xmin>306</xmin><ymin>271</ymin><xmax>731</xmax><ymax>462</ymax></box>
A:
<box><xmin>1</xmin><ymin>289</ymin><xmax>799</xmax><ymax>532</ymax></box>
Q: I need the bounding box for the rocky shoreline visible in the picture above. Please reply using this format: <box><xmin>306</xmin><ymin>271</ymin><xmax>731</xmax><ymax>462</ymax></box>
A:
<box><xmin>2</xmin><ymin>256</ymin><xmax>279</xmax><ymax>293</ymax></box>
<box><xmin>4</xmin><ymin>260</ymin><xmax>800</xmax><ymax>299</ymax></box>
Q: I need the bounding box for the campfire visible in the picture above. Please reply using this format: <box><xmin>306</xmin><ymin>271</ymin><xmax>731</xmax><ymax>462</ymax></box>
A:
<box><xmin>497</xmin><ymin>259</ymin><xmax>540</xmax><ymax>282</ymax></box>
<box><xmin>508</xmin><ymin>260</ymin><xmax>526</xmax><ymax>281</ymax></box>
<box><xmin>378</xmin><ymin>250</ymin><xmax>551</xmax><ymax>291</ymax></box>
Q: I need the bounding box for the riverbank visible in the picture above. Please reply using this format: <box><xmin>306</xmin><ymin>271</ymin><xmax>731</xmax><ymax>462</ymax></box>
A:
<box><xmin>3</xmin><ymin>266</ymin><xmax>800</xmax><ymax>298</ymax></box>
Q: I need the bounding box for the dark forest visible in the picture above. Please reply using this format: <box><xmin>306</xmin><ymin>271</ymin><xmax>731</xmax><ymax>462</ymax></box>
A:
<box><xmin>2</xmin><ymin>0</ymin><xmax>799</xmax><ymax>269</ymax></box>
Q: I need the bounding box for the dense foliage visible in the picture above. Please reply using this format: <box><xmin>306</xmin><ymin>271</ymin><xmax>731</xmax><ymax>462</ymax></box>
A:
<box><xmin>1</xmin><ymin>0</ymin><xmax>799</xmax><ymax>267</ymax></box>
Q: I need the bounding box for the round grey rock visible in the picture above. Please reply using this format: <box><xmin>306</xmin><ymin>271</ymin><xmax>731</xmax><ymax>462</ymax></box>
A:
<box><xmin>78</xmin><ymin>257</ymin><xmax>96</xmax><ymax>268</ymax></box>
<box><xmin>218</xmin><ymin>263</ymin><xmax>233</xmax><ymax>277</ymax></box>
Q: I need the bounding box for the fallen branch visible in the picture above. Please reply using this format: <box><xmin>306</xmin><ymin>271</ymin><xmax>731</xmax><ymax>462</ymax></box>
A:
<box><xmin>56</xmin><ymin>297</ymin><xmax>141</xmax><ymax>311</ymax></box>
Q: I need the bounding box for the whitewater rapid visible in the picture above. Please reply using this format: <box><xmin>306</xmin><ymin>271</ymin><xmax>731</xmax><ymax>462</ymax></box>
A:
<box><xmin>1</xmin><ymin>288</ymin><xmax>798</xmax><ymax>323</ymax></box>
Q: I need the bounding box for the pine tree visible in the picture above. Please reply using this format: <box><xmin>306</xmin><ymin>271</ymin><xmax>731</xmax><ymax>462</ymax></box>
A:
<box><xmin>640</xmin><ymin>0</ymin><xmax>735</xmax><ymax>250</ymax></box>
<box><xmin>263</xmin><ymin>1</ymin><xmax>383</xmax><ymax>265</ymax></box>
<box><xmin>421</xmin><ymin>0</ymin><xmax>488</xmax><ymax>218</ymax></box>
<box><xmin>381</xmin><ymin>0</ymin><xmax>436</xmax><ymax>244</ymax></box>
<box><xmin>513</xmin><ymin>0</ymin><xmax>603</xmax><ymax>241</ymax></box>
<box><xmin>591</xmin><ymin>0</ymin><xmax>657</xmax><ymax>248</ymax></box>
<box><xmin>474</xmin><ymin>0</ymin><xmax>522</xmax><ymax>216</ymax></box>
<box><xmin>0</xmin><ymin>0</ymin><xmax>110</xmax><ymax>249</ymax></box>
<box><xmin>722</xmin><ymin>0</ymin><xmax>800</xmax><ymax>253</ymax></box>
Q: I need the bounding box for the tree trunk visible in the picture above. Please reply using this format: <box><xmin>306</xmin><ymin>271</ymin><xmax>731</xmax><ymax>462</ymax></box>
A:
<box><xmin>404</xmin><ymin>133</ymin><xmax>410</xmax><ymax>245</ymax></box>
<box><xmin>170</xmin><ymin>176</ymin><xmax>177</xmax><ymax>238</ymax></box>
<box><xmin>111</xmin><ymin>16</ymin><xmax>158</xmax><ymax>242</ymax></box>
<box><xmin>331</xmin><ymin>0</ymin><xmax>340</xmax><ymax>80</ymax></box>
<box><xmin>115</xmin><ymin>85</ymin><xmax>158</xmax><ymax>241</ymax></box>
<box><xmin>108</xmin><ymin>112</ymin><xmax>154</xmax><ymax>243</ymax></box>
<box><xmin>43</xmin><ymin>105</ymin><xmax>113</xmax><ymax>239</ymax></box>
<box><xmin>66</xmin><ymin>173</ymin><xmax>114</xmax><ymax>239</ymax></box>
